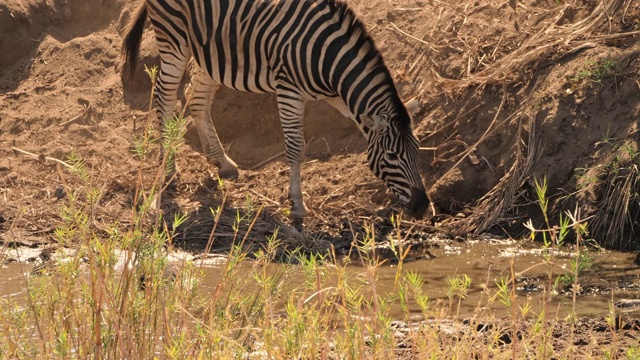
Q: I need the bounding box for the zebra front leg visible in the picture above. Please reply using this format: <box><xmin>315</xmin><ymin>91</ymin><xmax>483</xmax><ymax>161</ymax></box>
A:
<box><xmin>186</xmin><ymin>67</ymin><xmax>239</xmax><ymax>179</ymax></box>
<box><xmin>276</xmin><ymin>85</ymin><xmax>308</xmax><ymax>219</ymax></box>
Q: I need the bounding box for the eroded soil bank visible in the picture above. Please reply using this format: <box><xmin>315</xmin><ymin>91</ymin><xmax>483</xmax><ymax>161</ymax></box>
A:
<box><xmin>1</xmin><ymin>0</ymin><xmax>639</xmax><ymax>253</ymax></box>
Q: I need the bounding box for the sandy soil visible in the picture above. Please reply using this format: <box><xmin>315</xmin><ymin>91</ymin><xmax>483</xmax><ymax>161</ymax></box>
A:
<box><xmin>2</xmin><ymin>0</ymin><xmax>639</xmax><ymax>252</ymax></box>
<box><xmin>1</xmin><ymin>1</ymin><xmax>639</xmax><ymax>241</ymax></box>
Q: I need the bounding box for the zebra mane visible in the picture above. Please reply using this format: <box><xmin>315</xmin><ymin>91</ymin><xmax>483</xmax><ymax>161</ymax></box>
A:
<box><xmin>328</xmin><ymin>0</ymin><xmax>412</xmax><ymax>130</ymax></box>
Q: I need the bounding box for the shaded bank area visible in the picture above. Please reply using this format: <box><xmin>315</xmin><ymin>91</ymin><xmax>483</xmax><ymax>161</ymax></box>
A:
<box><xmin>410</xmin><ymin>0</ymin><xmax>640</xmax><ymax>249</ymax></box>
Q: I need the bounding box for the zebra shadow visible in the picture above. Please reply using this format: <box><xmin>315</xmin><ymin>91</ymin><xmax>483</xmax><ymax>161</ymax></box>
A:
<box><xmin>158</xmin><ymin>176</ymin><xmax>345</xmax><ymax>261</ymax></box>
<box><xmin>159</xmin><ymin>175</ymin><xmax>433</xmax><ymax>264</ymax></box>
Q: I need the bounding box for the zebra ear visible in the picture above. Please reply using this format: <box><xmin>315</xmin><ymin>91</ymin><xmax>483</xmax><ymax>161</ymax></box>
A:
<box><xmin>361</xmin><ymin>114</ymin><xmax>389</xmax><ymax>132</ymax></box>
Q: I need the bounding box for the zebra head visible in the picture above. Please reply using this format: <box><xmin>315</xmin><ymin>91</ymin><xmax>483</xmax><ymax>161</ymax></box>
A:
<box><xmin>361</xmin><ymin>112</ymin><xmax>428</xmax><ymax>219</ymax></box>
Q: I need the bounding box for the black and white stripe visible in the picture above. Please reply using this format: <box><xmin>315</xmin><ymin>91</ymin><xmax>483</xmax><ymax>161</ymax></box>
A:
<box><xmin>123</xmin><ymin>0</ymin><xmax>428</xmax><ymax>219</ymax></box>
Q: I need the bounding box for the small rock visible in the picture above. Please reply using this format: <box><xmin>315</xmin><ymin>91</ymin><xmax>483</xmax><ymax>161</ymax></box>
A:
<box><xmin>615</xmin><ymin>299</ymin><xmax>640</xmax><ymax>309</ymax></box>
<box><xmin>54</xmin><ymin>186</ymin><xmax>66</xmax><ymax>200</ymax></box>
<box><xmin>138</xmin><ymin>265</ymin><xmax>179</xmax><ymax>290</ymax></box>
<box><xmin>39</xmin><ymin>248</ymin><xmax>53</xmax><ymax>262</ymax></box>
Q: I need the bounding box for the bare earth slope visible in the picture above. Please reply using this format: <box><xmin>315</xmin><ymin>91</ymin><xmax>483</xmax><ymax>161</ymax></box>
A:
<box><xmin>1</xmin><ymin>0</ymin><xmax>639</xmax><ymax>252</ymax></box>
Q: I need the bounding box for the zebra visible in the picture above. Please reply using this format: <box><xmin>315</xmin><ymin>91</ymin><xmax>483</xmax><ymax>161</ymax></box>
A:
<box><xmin>122</xmin><ymin>0</ymin><xmax>428</xmax><ymax>220</ymax></box>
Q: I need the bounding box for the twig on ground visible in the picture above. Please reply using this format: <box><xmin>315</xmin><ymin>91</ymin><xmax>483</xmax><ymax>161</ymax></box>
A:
<box><xmin>247</xmin><ymin>189</ymin><xmax>280</xmax><ymax>207</ymax></box>
<box><xmin>11</xmin><ymin>147</ymin><xmax>73</xmax><ymax>169</ymax></box>
<box><xmin>250</xmin><ymin>150</ymin><xmax>286</xmax><ymax>170</ymax></box>
<box><xmin>59</xmin><ymin>103</ymin><xmax>92</xmax><ymax>127</ymax></box>
<box><xmin>388</xmin><ymin>22</ymin><xmax>438</xmax><ymax>51</ymax></box>
<box><xmin>438</xmin><ymin>91</ymin><xmax>510</xmax><ymax>181</ymax></box>
<box><xmin>318</xmin><ymin>186</ymin><xmax>345</xmax><ymax>209</ymax></box>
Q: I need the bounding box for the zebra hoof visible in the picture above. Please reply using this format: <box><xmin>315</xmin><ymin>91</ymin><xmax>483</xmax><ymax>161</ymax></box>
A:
<box><xmin>215</xmin><ymin>158</ymin><xmax>239</xmax><ymax>180</ymax></box>
<box><xmin>218</xmin><ymin>166</ymin><xmax>239</xmax><ymax>180</ymax></box>
<box><xmin>289</xmin><ymin>203</ymin><xmax>309</xmax><ymax>219</ymax></box>
<box><xmin>291</xmin><ymin>216</ymin><xmax>304</xmax><ymax>232</ymax></box>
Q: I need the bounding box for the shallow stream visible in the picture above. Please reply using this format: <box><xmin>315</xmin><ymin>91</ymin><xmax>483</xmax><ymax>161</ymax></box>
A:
<box><xmin>2</xmin><ymin>237</ymin><xmax>639</xmax><ymax>320</ymax></box>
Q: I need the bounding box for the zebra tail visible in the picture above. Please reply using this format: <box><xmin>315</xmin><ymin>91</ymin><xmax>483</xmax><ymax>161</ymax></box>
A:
<box><xmin>122</xmin><ymin>3</ymin><xmax>148</xmax><ymax>82</ymax></box>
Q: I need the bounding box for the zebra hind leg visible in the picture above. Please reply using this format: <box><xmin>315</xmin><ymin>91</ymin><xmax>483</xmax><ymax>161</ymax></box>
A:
<box><xmin>185</xmin><ymin>66</ymin><xmax>239</xmax><ymax>180</ymax></box>
<box><xmin>275</xmin><ymin>84</ymin><xmax>309</xmax><ymax>220</ymax></box>
<box><xmin>154</xmin><ymin>56</ymin><xmax>191</xmax><ymax>177</ymax></box>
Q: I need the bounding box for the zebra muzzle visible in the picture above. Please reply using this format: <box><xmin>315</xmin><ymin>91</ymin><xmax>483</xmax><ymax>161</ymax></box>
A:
<box><xmin>407</xmin><ymin>187</ymin><xmax>428</xmax><ymax>219</ymax></box>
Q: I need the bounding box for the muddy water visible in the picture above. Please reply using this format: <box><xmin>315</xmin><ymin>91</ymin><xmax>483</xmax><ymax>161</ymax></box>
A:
<box><xmin>2</xmin><ymin>239</ymin><xmax>639</xmax><ymax>321</ymax></box>
<box><xmin>0</xmin><ymin>264</ymin><xmax>29</xmax><ymax>301</ymax></box>
<box><xmin>387</xmin><ymin>238</ymin><xmax>640</xmax><ymax>319</ymax></box>
<box><xmin>195</xmin><ymin>237</ymin><xmax>640</xmax><ymax>320</ymax></box>
<box><xmin>0</xmin><ymin>248</ymin><xmax>44</xmax><ymax>301</ymax></box>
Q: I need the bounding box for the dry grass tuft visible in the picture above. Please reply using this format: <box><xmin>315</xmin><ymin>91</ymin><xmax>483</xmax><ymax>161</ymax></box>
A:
<box><xmin>431</xmin><ymin>0</ymin><xmax>636</xmax><ymax>238</ymax></box>
<box><xmin>438</xmin><ymin>0</ymin><xmax>637</xmax><ymax>90</ymax></box>
<box><xmin>590</xmin><ymin>142</ymin><xmax>640</xmax><ymax>249</ymax></box>
<box><xmin>456</xmin><ymin>113</ymin><xmax>541</xmax><ymax>236</ymax></box>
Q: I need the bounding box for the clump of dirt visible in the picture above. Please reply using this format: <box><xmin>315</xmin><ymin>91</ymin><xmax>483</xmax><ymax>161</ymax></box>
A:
<box><xmin>0</xmin><ymin>0</ymin><xmax>639</xmax><ymax>253</ymax></box>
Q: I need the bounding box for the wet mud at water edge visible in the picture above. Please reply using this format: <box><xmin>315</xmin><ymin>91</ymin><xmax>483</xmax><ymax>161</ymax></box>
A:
<box><xmin>3</xmin><ymin>238</ymin><xmax>640</xmax><ymax>321</ymax></box>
